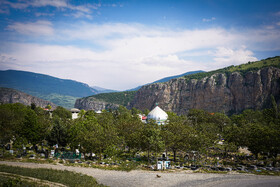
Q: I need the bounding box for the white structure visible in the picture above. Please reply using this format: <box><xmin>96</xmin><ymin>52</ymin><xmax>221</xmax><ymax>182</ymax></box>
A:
<box><xmin>96</xmin><ymin>110</ymin><xmax>102</xmax><ymax>114</ymax></box>
<box><xmin>147</xmin><ymin>106</ymin><xmax>168</xmax><ymax>125</ymax></box>
<box><xmin>71</xmin><ymin>108</ymin><xmax>80</xmax><ymax>119</ymax></box>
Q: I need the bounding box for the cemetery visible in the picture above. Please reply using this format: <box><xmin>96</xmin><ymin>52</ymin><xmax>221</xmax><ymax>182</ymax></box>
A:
<box><xmin>0</xmin><ymin>103</ymin><xmax>279</xmax><ymax>176</ymax></box>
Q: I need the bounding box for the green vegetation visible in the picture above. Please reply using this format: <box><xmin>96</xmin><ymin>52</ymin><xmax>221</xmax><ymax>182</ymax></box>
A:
<box><xmin>0</xmin><ymin>165</ymin><xmax>103</xmax><ymax>187</ymax></box>
<box><xmin>184</xmin><ymin>56</ymin><xmax>280</xmax><ymax>81</ymax></box>
<box><xmin>28</xmin><ymin>92</ymin><xmax>78</xmax><ymax>109</ymax></box>
<box><xmin>0</xmin><ymin>70</ymin><xmax>98</xmax><ymax>108</ymax></box>
<box><xmin>0</xmin><ymin>70</ymin><xmax>97</xmax><ymax>98</ymax></box>
<box><xmin>0</xmin><ymin>99</ymin><xmax>279</xmax><ymax>174</ymax></box>
<box><xmin>0</xmin><ymin>175</ymin><xmax>39</xmax><ymax>187</ymax></box>
<box><xmin>88</xmin><ymin>91</ymin><xmax>136</xmax><ymax>106</ymax></box>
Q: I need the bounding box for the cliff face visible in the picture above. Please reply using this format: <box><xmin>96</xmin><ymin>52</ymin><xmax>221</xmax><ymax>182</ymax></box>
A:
<box><xmin>130</xmin><ymin>67</ymin><xmax>280</xmax><ymax>115</ymax></box>
<box><xmin>74</xmin><ymin>97</ymin><xmax>119</xmax><ymax>111</ymax></box>
<box><xmin>0</xmin><ymin>87</ymin><xmax>56</xmax><ymax>108</ymax></box>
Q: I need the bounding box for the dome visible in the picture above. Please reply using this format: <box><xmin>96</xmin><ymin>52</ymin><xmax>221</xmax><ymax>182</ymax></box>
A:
<box><xmin>147</xmin><ymin>106</ymin><xmax>168</xmax><ymax>122</ymax></box>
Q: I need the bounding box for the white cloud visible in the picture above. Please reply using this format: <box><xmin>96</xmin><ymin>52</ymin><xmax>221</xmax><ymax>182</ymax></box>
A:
<box><xmin>2</xmin><ymin>22</ymin><xmax>280</xmax><ymax>90</ymax></box>
<box><xmin>68</xmin><ymin>12</ymin><xmax>92</xmax><ymax>19</ymax></box>
<box><xmin>202</xmin><ymin>17</ymin><xmax>216</xmax><ymax>22</ymax></box>
<box><xmin>212</xmin><ymin>46</ymin><xmax>258</xmax><ymax>68</ymax></box>
<box><xmin>1</xmin><ymin>0</ymin><xmax>100</xmax><ymax>18</ymax></box>
<box><xmin>30</xmin><ymin>0</ymin><xmax>68</xmax><ymax>8</ymax></box>
<box><xmin>6</xmin><ymin>20</ymin><xmax>54</xmax><ymax>36</ymax></box>
<box><xmin>35</xmin><ymin>12</ymin><xmax>55</xmax><ymax>17</ymax></box>
<box><xmin>0</xmin><ymin>0</ymin><xmax>29</xmax><ymax>9</ymax></box>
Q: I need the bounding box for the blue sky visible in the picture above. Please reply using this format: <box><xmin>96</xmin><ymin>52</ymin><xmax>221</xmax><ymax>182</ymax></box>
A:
<box><xmin>0</xmin><ymin>0</ymin><xmax>280</xmax><ymax>90</ymax></box>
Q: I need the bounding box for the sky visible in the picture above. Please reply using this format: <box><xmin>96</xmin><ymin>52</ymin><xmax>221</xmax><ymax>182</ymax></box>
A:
<box><xmin>0</xmin><ymin>0</ymin><xmax>280</xmax><ymax>90</ymax></box>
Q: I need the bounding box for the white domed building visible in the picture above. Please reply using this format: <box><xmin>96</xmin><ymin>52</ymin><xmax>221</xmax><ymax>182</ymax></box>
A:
<box><xmin>147</xmin><ymin>106</ymin><xmax>168</xmax><ymax>125</ymax></box>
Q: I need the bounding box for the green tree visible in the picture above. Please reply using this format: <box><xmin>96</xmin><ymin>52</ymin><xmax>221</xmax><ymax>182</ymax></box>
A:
<box><xmin>52</xmin><ymin>106</ymin><xmax>72</xmax><ymax>119</ymax></box>
<box><xmin>115</xmin><ymin>106</ymin><xmax>143</xmax><ymax>154</ymax></box>
<box><xmin>210</xmin><ymin>113</ymin><xmax>231</xmax><ymax>133</ymax></box>
<box><xmin>162</xmin><ymin>112</ymin><xmax>194</xmax><ymax>162</ymax></box>
<box><xmin>0</xmin><ymin>104</ymin><xmax>26</xmax><ymax>154</ymax></box>
<box><xmin>46</xmin><ymin>104</ymin><xmax>52</xmax><ymax>110</ymax></box>
<box><xmin>48</xmin><ymin>116</ymin><xmax>71</xmax><ymax>147</ymax></box>
<box><xmin>140</xmin><ymin>120</ymin><xmax>164</xmax><ymax>164</ymax></box>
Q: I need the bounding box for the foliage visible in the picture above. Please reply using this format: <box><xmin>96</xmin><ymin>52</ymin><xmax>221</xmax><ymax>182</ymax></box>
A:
<box><xmin>162</xmin><ymin>112</ymin><xmax>195</xmax><ymax>161</ymax></box>
<box><xmin>0</xmin><ymin>70</ymin><xmax>97</xmax><ymax>97</ymax></box>
<box><xmin>52</xmin><ymin>106</ymin><xmax>72</xmax><ymax>119</ymax></box>
<box><xmin>225</xmin><ymin>106</ymin><xmax>280</xmax><ymax>158</ymax></box>
<box><xmin>47</xmin><ymin>115</ymin><xmax>72</xmax><ymax>147</ymax></box>
<box><xmin>36</xmin><ymin>93</ymin><xmax>78</xmax><ymax>109</ymax></box>
<box><xmin>87</xmin><ymin>91</ymin><xmax>136</xmax><ymax>106</ymax></box>
<box><xmin>140</xmin><ymin>120</ymin><xmax>164</xmax><ymax>163</ymax></box>
<box><xmin>0</xmin><ymin>101</ymin><xmax>279</xmax><ymax>168</ymax></box>
<box><xmin>183</xmin><ymin>56</ymin><xmax>280</xmax><ymax>81</ymax></box>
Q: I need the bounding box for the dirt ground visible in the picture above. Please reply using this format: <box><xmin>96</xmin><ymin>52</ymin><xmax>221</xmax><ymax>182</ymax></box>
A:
<box><xmin>1</xmin><ymin>161</ymin><xmax>280</xmax><ymax>187</ymax></box>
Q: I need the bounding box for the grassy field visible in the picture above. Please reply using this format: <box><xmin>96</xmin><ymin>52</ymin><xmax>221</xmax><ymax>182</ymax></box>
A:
<box><xmin>0</xmin><ymin>164</ymin><xmax>104</xmax><ymax>187</ymax></box>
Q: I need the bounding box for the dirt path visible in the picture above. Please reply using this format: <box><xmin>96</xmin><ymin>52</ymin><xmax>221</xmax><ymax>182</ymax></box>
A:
<box><xmin>1</xmin><ymin>161</ymin><xmax>280</xmax><ymax>187</ymax></box>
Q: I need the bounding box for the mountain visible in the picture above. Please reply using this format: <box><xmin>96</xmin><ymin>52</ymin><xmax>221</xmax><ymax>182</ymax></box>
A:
<box><xmin>74</xmin><ymin>71</ymin><xmax>205</xmax><ymax>111</ymax></box>
<box><xmin>0</xmin><ymin>70</ymin><xmax>98</xmax><ymax>108</ymax></box>
<box><xmin>75</xmin><ymin>91</ymin><xmax>136</xmax><ymax>111</ymax></box>
<box><xmin>128</xmin><ymin>70</ymin><xmax>204</xmax><ymax>91</ymax></box>
<box><xmin>91</xmin><ymin>86</ymin><xmax>118</xmax><ymax>94</ymax></box>
<box><xmin>153</xmin><ymin>70</ymin><xmax>204</xmax><ymax>83</ymax></box>
<box><xmin>0</xmin><ymin>87</ymin><xmax>56</xmax><ymax>108</ymax></box>
<box><xmin>130</xmin><ymin>56</ymin><xmax>280</xmax><ymax>115</ymax></box>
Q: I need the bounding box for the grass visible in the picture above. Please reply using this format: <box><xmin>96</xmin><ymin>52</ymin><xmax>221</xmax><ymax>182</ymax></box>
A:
<box><xmin>0</xmin><ymin>175</ymin><xmax>41</xmax><ymax>187</ymax></box>
<box><xmin>0</xmin><ymin>164</ymin><xmax>104</xmax><ymax>187</ymax></box>
<box><xmin>237</xmin><ymin>170</ymin><xmax>280</xmax><ymax>176</ymax></box>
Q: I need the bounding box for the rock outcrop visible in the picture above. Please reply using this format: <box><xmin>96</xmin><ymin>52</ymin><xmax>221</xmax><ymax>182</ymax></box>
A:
<box><xmin>74</xmin><ymin>97</ymin><xmax>119</xmax><ymax>111</ymax></box>
<box><xmin>0</xmin><ymin>87</ymin><xmax>56</xmax><ymax>108</ymax></box>
<box><xmin>130</xmin><ymin>67</ymin><xmax>280</xmax><ymax>115</ymax></box>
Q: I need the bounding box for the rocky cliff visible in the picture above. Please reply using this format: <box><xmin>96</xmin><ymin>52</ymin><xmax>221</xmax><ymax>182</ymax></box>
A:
<box><xmin>74</xmin><ymin>97</ymin><xmax>119</xmax><ymax>111</ymax></box>
<box><xmin>130</xmin><ymin>67</ymin><xmax>280</xmax><ymax>115</ymax></box>
<box><xmin>0</xmin><ymin>87</ymin><xmax>56</xmax><ymax>108</ymax></box>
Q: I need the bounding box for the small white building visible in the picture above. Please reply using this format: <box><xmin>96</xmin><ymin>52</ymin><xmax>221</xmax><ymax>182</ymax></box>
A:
<box><xmin>71</xmin><ymin>108</ymin><xmax>80</xmax><ymax>119</ymax></box>
<box><xmin>147</xmin><ymin>106</ymin><xmax>168</xmax><ymax>125</ymax></box>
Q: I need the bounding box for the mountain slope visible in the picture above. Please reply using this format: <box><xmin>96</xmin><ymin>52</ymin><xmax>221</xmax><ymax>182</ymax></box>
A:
<box><xmin>153</xmin><ymin>70</ymin><xmax>204</xmax><ymax>83</ymax></box>
<box><xmin>75</xmin><ymin>91</ymin><xmax>136</xmax><ymax>110</ymax></box>
<box><xmin>0</xmin><ymin>70</ymin><xmax>98</xmax><ymax>108</ymax></box>
<box><xmin>0</xmin><ymin>87</ymin><xmax>56</xmax><ymax>108</ymax></box>
<box><xmin>130</xmin><ymin>56</ymin><xmax>280</xmax><ymax>115</ymax></box>
<box><xmin>91</xmin><ymin>86</ymin><xmax>118</xmax><ymax>94</ymax></box>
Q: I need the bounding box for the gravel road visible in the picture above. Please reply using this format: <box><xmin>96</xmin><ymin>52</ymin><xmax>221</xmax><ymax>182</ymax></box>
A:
<box><xmin>1</xmin><ymin>161</ymin><xmax>280</xmax><ymax>187</ymax></box>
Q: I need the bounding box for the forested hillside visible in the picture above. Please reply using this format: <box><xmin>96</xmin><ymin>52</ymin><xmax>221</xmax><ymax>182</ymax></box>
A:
<box><xmin>183</xmin><ymin>56</ymin><xmax>280</xmax><ymax>81</ymax></box>
<box><xmin>75</xmin><ymin>91</ymin><xmax>136</xmax><ymax>110</ymax></box>
<box><xmin>0</xmin><ymin>70</ymin><xmax>98</xmax><ymax>108</ymax></box>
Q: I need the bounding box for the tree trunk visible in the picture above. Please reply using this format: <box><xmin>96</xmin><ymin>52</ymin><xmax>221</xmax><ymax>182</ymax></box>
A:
<box><xmin>156</xmin><ymin>147</ymin><xmax>158</xmax><ymax>170</ymax></box>
<box><xmin>173</xmin><ymin>149</ymin><xmax>176</xmax><ymax>162</ymax></box>
<box><xmin>99</xmin><ymin>147</ymin><xmax>102</xmax><ymax>161</ymax></box>
<box><xmin>148</xmin><ymin>148</ymin><xmax>150</xmax><ymax>165</ymax></box>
